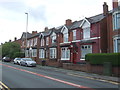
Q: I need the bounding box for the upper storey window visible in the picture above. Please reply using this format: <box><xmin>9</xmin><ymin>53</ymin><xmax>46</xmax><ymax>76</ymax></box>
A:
<box><xmin>113</xmin><ymin>11</ymin><xmax>120</xmax><ymax>30</ymax></box>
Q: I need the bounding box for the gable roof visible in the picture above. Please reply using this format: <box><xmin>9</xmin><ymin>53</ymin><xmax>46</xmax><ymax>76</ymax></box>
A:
<box><xmin>21</xmin><ymin>32</ymin><xmax>32</xmax><ymax>40</ymax></box>
<box><xmin>86</xmin><ymin>13</ymin><xmax>105</xmax><ymax>23</ymax></box>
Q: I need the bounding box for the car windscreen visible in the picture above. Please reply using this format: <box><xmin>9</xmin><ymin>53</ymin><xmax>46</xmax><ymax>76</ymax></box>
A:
<box><xmin>23</xmin><ymin>58</ymin><xmax>33</xmax><ymax>61</ymax></box>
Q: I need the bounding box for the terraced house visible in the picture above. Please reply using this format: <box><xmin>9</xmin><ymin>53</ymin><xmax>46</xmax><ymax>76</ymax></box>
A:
<box><xmin>20</xmin><ymin>0</ymin><xmax>120</xmax><ymax>67</ymax></box>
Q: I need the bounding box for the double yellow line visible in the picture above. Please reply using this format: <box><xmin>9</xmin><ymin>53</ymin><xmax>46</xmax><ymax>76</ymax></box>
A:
<box><xmin>0</xmin><ymin>81</ymin><xmax>10</xmax><ymax>90</ymax></box>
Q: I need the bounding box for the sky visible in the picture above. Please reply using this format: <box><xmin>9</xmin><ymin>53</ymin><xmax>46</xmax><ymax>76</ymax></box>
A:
<box><xmin>0</xmin><ymin>0</ymin><xmax>116</xmax><ymax>44</ymax></box>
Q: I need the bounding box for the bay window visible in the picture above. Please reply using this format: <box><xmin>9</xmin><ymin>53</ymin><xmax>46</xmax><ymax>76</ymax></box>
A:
<box><xmin>34</xmin><ymin>38</ymin><xmax>37</xmax><ymax>46</ymax></box>
<box><xmin>46</xmin><ymin>37</ymin><xmax>49</xmax><ymax>45</ymax></box>
<box><xmin>41</xmin><ymin>38</ymin><xmax>44</xmax><ymax>46</ymax></box>
<box><xmin>50</xmin><ymin>48</ymin><xmax>56</xmax><ymax>59</ymax></box>
<box><xmin>61</xmin><ymin>47</ymin><xmax>70</xmax><ymax>60</ymax></box>
<box><xmin>114</xmin><ymin>37</ymin><xmax>120</xmax><ymax>53</ymax></box>
<box><xmin>113</xmin><ymin>12</ymin><xmax>120</xmax><ymax>30</ymax></box>
<box><xmin>73</xmin><ymin>30</ymin><xmax>76</xmax><ymax>41</ymax></box>
<box><xmin>32</xmin><ymin>49</ymin><xmax>37</xmax><ymax>57</ymax></box>
<box><xmin>83</xmin><ymin>27</ymin><xmax>90</xmax><ymax>39</ymax></box>
<box><xmin>51</xmin><ymin>34</ymin><xmax>56</xmax><ymax>43</ymax></box>
<box><xmin>81</xmin><ymin>45</ymin><xmax>92</xmax><ymax>59</ymax></box>
<box><xmin>63</xmin><ymin>33</ymin><xmax>68</xmax><ymax>42</ymax></box>
<box><xmin>39</xmin><ymin>49</ymin><xmax>45</xmax><ymax>58</ymax></box>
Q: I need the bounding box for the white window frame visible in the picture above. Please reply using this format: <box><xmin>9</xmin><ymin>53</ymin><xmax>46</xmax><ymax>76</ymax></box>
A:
<box><xmin>50</xmin><ymin>48</ymin><xmax>56</xmax><ymax>59</ymax></box>
<box><xmin>39</xmin><ymin>49</ymin><xmax>45</xmax><ymax>58</ymax></box>
<box><xmin>73</xmin><ymin>30</ymin><xmax>76</xmax><ymax>41</ymax></box>
<box><xmin>113</xmin><ymin>37</ymin><xmax>120</xmax><ymax>53</ymax></box>
<box><xmin>27</xmin><ymin>40</ymin><xmax>30</xmax><ymax>47</ymax></box>
<box><xmin>63</xmin><ymin>32</ymin><xmax>68</xmax><ymax>43</ymax></box>
<box><xmin>41</xmin><ymin>38</ymin><xmax>44</xmax><ymax>46</ymax></box>
<box><xmin>113</xmin><ymin>11</ymin><xmax>120</xmax><ymax>30</ymax></box>
<box><xmin>22</xmin><ymin>41</ymin><xmax>25</xmax><ymax>47</ymax></box>
<box><xmin>30</xmin><ymin>39</ymin><xmax>33</xmax><ymax>47</ymax></box>
<box><xmin>34</xmin><ymin>38</ymin><xmax>37</xmax><ymax>46</ymax></box>
<box><xmin>46</xmin><ymin>37</ymin><xmax>49</xmax><ymax>45</ymax></box>
<box><xmin>61</xmin><ymin>47</ymin><xmax>70</xmax><ymax>60</ymax></box>
<box><xmin>25</xmin><ymin>50</ymin><xmax>29</xmax><ymax>57</ymax></box>
<box><xmin>81</xmin><ymin>45</ymin><xmax>92</xmax><ymax>60</ymax></box>
<box><xmin>32</xmin><ymin>49</ymin><xmax>37</xmax><ymax>57</ymax></box>
<box><xmin>83</xmin><ymin>27</ymin><xmax>90</xmax><ymax>39</ymax></box>
<box><xmin>51</xmin><ymin>33</ymin><xmax>56</xmax><ymax>43</ymax></box>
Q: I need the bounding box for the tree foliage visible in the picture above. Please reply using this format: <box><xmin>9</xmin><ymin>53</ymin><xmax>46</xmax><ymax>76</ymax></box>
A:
<box><xmin>2</xmin><ymin>42</ymin><xmax>21</xmax><ymax>59</ymax></box>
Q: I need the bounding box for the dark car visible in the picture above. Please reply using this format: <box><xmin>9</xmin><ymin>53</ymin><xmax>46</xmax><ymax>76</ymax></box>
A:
<box><xmin>2</xmin><ymin>57</ymin><xmax>11</xmax><ymax>62</ymax></box>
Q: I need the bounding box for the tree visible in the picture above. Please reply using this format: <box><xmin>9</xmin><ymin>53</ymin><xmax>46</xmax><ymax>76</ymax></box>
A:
<box><xmin>2</xmin><ymin>42</ymin><xmax>21</xmax><ymax>59</ymax></box>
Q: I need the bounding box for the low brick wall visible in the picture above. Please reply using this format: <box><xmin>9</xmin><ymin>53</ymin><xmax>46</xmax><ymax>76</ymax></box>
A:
<box><xmin>46</xmin><ymin>60</ymin><xmax>62</xmax><ymax>67</ymax></box>
<box><xmin>63</xmin><ymin>63</ymin><xmax>87</xmax><ymax>72</ymax></box>
<box><xmin>62</xmin><ymin>63</ymin><xmax>120</xmax><ymax>76</ymax></box>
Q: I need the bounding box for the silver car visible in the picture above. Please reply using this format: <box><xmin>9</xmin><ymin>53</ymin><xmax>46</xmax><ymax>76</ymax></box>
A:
<box><xmin>13</xmin><ymin>58</ymin><xmax>22</xmax><ymax>64</ymax></box>
<box><xmin>20</xmin><ymin>58</ymin><xmax>36</xmax><ymax>67</ymax></box>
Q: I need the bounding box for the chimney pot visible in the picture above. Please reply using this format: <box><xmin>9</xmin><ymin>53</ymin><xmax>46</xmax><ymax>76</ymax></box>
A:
<box><xmin>14</xmin><ymin>37</ymin><xmax>17</xmax><ymax>41</ymax></box>
<box><xmin>103</xmin><ymin>2</ymin><xmax>108</xmax><ymax>16</ymax></box>
<box><xmin>113</xmin><ymin>0</ymin><xmax>118</xmax><ymax>9</ymax></box>
<box><xmin>44</xmin><ymin>27</ymin><xmax>49</xmax><ymax>32</ymax></box>
<box><xmin>32</xmin><ymin>31</ymin><xmax>37</xmax><ymax>35</ymax></box>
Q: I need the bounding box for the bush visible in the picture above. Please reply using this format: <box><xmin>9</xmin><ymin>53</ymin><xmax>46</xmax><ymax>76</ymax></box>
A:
<box><xmin>85</xmin><ymin>53</ymin><xmax>120</xmax><ymax>66</ymax></box>
<box><xmin>13</xmin><ymin>52</ymin><xmax>25</xmax><ymax>58</ymax></box>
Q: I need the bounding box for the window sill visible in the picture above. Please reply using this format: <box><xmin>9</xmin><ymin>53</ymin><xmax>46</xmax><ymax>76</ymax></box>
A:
<box><xmin>61</xmin><ymin>58</ymin><xmax>70</xmax><ymax>60</ymax></box>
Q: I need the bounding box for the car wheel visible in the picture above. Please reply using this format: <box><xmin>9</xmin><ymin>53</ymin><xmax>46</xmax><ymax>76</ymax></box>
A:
<box><xmin>25</xmin><ymin>63</ymin><xmax>28</xmax><ymax>67</ymax></box>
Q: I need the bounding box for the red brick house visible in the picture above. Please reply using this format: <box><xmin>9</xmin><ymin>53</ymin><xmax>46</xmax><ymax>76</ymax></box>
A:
<box><xmin>21</xmin><ymin>31</ymin><xmax>40</xmax><ymax>63</ymax></box>
<box><xmin>58</xmin><ymin>13</ymin><xmax>108</xmax><ymax>64</ymax></box>
<box><xmin>106</xmin><ymin>0</ymin><xmax>120</xmax><ymax>53</ymax></box>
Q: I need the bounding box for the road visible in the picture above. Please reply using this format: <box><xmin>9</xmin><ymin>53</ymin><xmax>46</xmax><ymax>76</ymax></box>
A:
<box><xmin>0</xmin><ymin>61</ymin><xmax>119</xmax><ymax>89</ymax></box>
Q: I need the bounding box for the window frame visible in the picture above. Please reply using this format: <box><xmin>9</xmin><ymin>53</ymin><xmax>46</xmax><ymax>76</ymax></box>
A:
<box><xmin>50</xmin><ymin>48</ymin><xmax>57</xmax><ymax>59</ymax></box>
<box><xmin>81</xmin><ymin>45</ymin><xmax>92</xmax><ymax>60</ymax></box>
<box><xmin>113</xmin><ymin>11</ymin><xmax>120</xmax><ymax>30</ymax></box>
<box><xmin>39</xmin><ymin>49</ymin><xmax>45</xmax><ymax>58</ymax></box>
<box><xmin>73</xmin><ymin>30</ymin><xmax>76</xmax><ymax>41</ymax></box>
<box><xmin>61</xmin><ymin>47</ymin><xmax>70</xmax><ymax>60</ymax></box>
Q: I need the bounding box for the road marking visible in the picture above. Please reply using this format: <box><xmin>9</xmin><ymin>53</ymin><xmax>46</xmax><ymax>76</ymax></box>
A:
<box><xmin>0</xmin><ymin>81</ymin><xmax>10</xmax><ymax>90</ymax></box>
<box><xmin>67</xmin><ymin>73</ymin><xmax>119</xmax><ymax>85</ymax></box>
<box><xmin>0</xmin><ymin>63</ymin><xmax>95</xmax><ymax>89</ymax></box>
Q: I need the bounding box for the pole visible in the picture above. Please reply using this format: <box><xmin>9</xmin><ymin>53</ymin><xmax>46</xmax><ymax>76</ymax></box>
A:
<box><xmin>25</xmin><ymin>13</ymin><xmax>28</xmax><ymax>57</ymax></box>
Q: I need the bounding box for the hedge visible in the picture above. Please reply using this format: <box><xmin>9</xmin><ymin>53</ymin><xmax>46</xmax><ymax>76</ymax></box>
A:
<box><xmin>85</xmin><ymin>53</ymin><xmax>120</xmax><ymax>66</ymax></box>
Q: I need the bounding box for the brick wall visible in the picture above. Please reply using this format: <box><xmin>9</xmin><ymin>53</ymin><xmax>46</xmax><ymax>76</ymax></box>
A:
<box><xmin>62</xmin><ymin>63</ymin><xmax>120</xmax><ymax>76</ymax></box>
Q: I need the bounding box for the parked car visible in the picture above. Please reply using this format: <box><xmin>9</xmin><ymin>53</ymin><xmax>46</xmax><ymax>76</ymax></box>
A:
<box><xmin>2</xmin><ymin>57</ymin><xmax>11</xmax><ymax>62</ymax></box>
<box><xmin>20</xmin><ymin>58</ymin><xmax>36</xmax><ymax>67</ymax></box>
<box><xmin>13</xmin><ymin>58</ymin><xmax>22</xmax><ymax>64</ymax></box>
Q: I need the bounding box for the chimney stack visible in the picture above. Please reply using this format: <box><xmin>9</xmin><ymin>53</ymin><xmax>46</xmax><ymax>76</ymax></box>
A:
<box><xmin>103</xmin><ymin>2</ymin><xmax>108</xmax><ymax>16</ymax></box>
<box><xmin>14</xmin><ymin>37</ymin><xmax>17</xmax><ymax>41</ymax></box>
<box><xmin>65</xmin><ymin>19</ymin><xmax>72</xmax><ymax>26</ymax></box>
<box><xmin>113</xmin><ymin>0</ymin><xmax>118</xmax><ymax>9</ymax></box>
<box><xmin>32</xmin><ymin>31</ymin><xmax>37</xmax><ymax>35</ymax></box>
<box><xmin>44</xmin><ymin>27</ymin><xmax>49</xmax><ymax>32</ymax></box>
<box><xmin>9</xmin><ymin>40</ymin><xmax>11</xmax><ymax>42</ymax></box>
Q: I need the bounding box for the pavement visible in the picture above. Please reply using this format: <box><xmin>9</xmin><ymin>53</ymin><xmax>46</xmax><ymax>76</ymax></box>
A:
<box><xmin>36</xmin><ymin>65</ymin><xmax>120</xmax><ymax>84</ymax></box>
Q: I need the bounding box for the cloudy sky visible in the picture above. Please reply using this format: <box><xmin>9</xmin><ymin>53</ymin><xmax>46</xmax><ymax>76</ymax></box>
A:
<box><xmin>0</xmin><ymin>0</ymin><xmax>115</xmax><ymax>44</ymax></box>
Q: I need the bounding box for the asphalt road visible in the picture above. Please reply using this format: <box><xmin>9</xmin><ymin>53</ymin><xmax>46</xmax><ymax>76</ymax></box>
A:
<box><xmin>0</xmin><ymin>61</ymin><xmax>119</xmax><ymax>89</ymax></box>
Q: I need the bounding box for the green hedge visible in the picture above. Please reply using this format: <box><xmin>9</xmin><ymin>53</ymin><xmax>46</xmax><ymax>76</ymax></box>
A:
<box><xmin>85</xmin><ymin>53</ymin><xmax>120</xmax><ymax>66</ymax></box>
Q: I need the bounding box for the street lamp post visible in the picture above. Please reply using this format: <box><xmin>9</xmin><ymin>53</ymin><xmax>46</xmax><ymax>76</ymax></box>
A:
<box><xmin>25</xmin><ymin>13</ymin><xmax>28</xmax><ymax>57</ymax></box>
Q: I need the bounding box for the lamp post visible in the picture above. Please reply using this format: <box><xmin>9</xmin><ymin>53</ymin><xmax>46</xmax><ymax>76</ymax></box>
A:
<box><xmin>25</xmin><ymin>13</ymin><xmax>28</xmax><ymax>57</ymax></box>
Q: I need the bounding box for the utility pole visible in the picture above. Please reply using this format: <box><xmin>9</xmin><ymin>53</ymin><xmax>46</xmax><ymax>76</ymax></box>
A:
<box><xmin>25</xmin><ymin>13</ymin><xmax>28</xmax><ymax>57</ymax></box>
